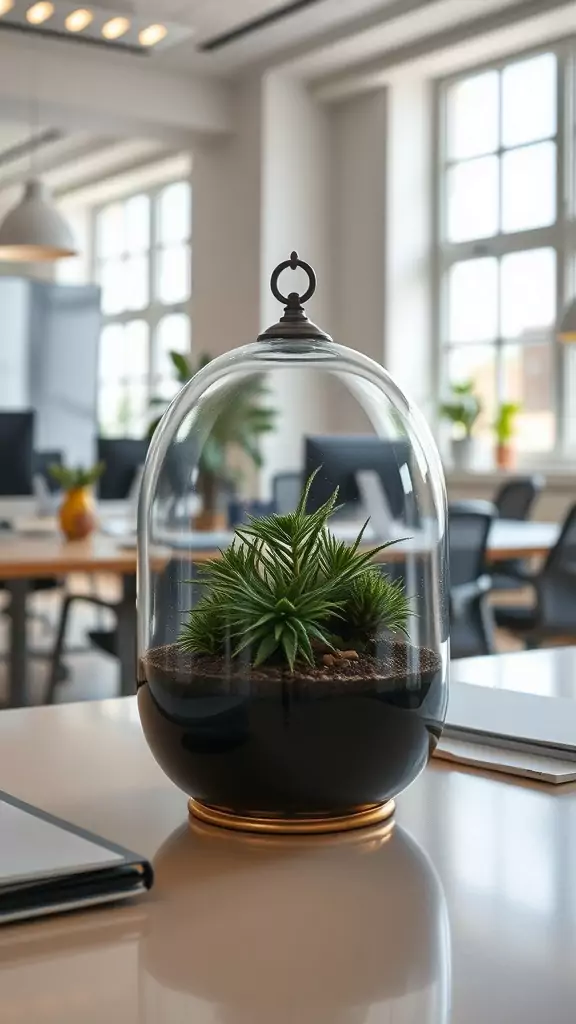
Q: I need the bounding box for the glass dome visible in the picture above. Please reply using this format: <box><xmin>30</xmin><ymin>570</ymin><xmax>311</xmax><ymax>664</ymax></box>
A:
<box><xmin>137</xmin><ymin>252</ymin><xmax>449</xmax><ymax>834</ymax></box>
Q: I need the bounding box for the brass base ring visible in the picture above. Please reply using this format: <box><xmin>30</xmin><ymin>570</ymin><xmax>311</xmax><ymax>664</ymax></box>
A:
<box><xmin>188</xmin><ymin>798</ymin><xmax>395</xmax><ymax>835</ymax></box>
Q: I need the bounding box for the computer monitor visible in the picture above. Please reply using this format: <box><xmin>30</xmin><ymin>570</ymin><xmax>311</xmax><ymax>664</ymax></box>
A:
<box><xmin>0</xmin><ymin>412</ymin><xmax>34</xmax><ymax>496</ymax></box>
<box><xmin>304</xmin><ymin>435</ymin><xmax>416</xmax><ymax>524</ymax></box>
<box><xmin>97</xmin><ymin>438</ymin><xmax>149</xmax><ymax>501</ymax></box>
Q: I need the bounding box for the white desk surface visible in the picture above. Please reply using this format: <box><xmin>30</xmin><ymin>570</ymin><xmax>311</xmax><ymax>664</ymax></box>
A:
<box><xmin>0</xmin><ymin>663</ymin><xmax>575</xmax><ymax>1023</ymax></box>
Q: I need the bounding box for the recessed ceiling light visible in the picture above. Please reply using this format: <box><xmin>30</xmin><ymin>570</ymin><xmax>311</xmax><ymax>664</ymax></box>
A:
<box><xmin>101</xmin><ymin>16</ymin><xmax>130</xmax><ymax>40</ymax></box>
<box><xmin>26</xmin><ymin>1</ymin><xmax>54</xmax><ymax>24</ymax></box>
<box><xmin>0</xmin><ymin>0</ymin><xmax>14</xmax><ymax>17</ymax></box>
<box><xmin>138</xmin><ymin>23</ymin><xmax>167</xmax><ymax>47</ymax></box>
<box><xmin>65</xmin><ymin>8</ymin><xmax>93</xmax><ymax>32</ymax></box>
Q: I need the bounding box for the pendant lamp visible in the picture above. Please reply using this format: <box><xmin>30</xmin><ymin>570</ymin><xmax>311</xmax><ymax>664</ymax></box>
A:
<box><xmin>0</xmin><ymin>178</ymin><xmax>77</xmax><ymax>262</ymax></box>
<box><xmin>558</xmin><ymin>297</ymin><xmax>576</xmax><ymax>343</ymax></box>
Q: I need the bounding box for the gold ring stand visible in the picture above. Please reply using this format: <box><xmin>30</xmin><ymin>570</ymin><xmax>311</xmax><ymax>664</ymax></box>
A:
<box><xmin>188</xmin><ymin>798</ymin><xmax>395</xmax><ymax>835</ymax></box>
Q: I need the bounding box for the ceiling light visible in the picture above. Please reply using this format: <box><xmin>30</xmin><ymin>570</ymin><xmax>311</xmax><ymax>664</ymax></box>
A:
<box><xmin>65</xmin><ymin>8</ymin><xmax>93</xmax><ymax>32</ymax></box>
<box><xmin>26</xmin><ymin>1</ymin><xmax>54</xmax><ymax>24</ymax></box>
<box><xmin>0</xmin><ymin>0</ymin><xmax>14</xmax><ymax>17</ymax></box>
<box><xmin>138</xmin><ymin>23</ymin><xmax>167</xmax><ymax>47</ymax></box>
<box><xmin>0</xmin><ymin>180</ymin><xmax>77</xmax><ymax>263</ymax></box>
<box><xmin>101</xmin><ymin>16</ymin><xmax>130</xmax><ymax>40</ymax></box>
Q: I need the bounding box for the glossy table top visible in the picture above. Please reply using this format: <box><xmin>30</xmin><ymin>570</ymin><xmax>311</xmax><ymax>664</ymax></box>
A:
<box><xmin>1</xmin><ymin>664</ymin><xmax>575</xmax><ymax>1023</ymax></box>
<box><xmin>453</xmin><ymin>645</ymin><xmax>576</xmax><ymax>700</ymax></box>
<box><xmin>0</xmin><ymin>533</ymin><xmax>169</xmax><ymax>578</ymax></box>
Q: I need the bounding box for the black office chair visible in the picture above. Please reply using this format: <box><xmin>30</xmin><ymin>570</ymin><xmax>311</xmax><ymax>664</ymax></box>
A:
<box><xmin>494</xmin><ymin>503</ymin><xmax>576</xmax><ymax>648</ymax></box>
<box><xmin>492</xmin><ymin>474</ymin><xmax>545</xmax><ymax>591</ymax></box>
<box><xmin>494</xmin><ymin>475</ymin><xmax>544</xmax><ymax>520</ymax></box>
<box><xmin>449</xmin><ymin>500</ymin><xmax>497</xmax><ymax>659</ymax></box>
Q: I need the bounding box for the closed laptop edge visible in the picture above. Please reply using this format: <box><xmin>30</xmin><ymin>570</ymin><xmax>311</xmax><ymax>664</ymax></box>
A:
<box><xmin>0</xmin><ymin>790</ymin><xmax>153</xmax><ymax>925</ymax></box>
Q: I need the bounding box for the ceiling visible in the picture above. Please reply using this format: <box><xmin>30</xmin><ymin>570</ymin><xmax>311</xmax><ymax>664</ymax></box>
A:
<box><xmin>0</xmin><ymin>0</ymin><xmax>561</xmax><ymax>80</ymax></box>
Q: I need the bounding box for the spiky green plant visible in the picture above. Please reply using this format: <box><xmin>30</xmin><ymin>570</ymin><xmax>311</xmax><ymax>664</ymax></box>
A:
<box><xmin>49</xmin><ymin>461</ymin><xmax>105</xmax><ymax>490</ymax></box>
<box><xmin>178</xmin><ymin>471</ymin><xmax>411</xmax><ymax>671</ymax></box>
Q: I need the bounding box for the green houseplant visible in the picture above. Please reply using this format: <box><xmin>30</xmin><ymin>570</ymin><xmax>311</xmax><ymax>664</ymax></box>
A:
<box><xmin>149</xmin><ymin>351</ymin><xmax>276</xmax><ymax>529</ymax></box>
<box><xmin>440</xmin><ymin>380</ymin><xmax>482</xmax><ymax>471</ymax></box>
<box><xmin>494</xmin><ymin>402</ymin><xmax>521</xmax><ymax>470</ymax></box>
<box><xmin>138</xmin><ymin>472</ymin><xmax>443</xmax><ymax>832</ymax></box>
<box><xmin>49</xmin><ymin>462</ymin><xmax>105</xmax><ymax>541</ymax></box>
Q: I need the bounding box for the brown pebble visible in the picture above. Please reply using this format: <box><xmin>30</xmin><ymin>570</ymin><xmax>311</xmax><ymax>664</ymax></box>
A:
<box><xmin>322</xmin><ymin>654</ymin><xmax>335</xmax><ymax>667</ymax></box>
<box><xmin>339</xmin><ymin>659</ymin><xmax>350</xmax><ymax>668</ymax></box>
<box><xmin>340</xmin><ymin>650</ymin><xmax>359</xmax><ymax>660</ymax></box>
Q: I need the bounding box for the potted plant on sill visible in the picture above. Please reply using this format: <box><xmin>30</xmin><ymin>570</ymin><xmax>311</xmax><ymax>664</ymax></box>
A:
<box><xmin>149</xmin><ymin>351</ymin><xmax>276</xmax><ymax>531</ymax></box>
<box><xmin>138</xmin><ymin>471</ymin><xmax>444</xmax><ymax>833</ymax></box>
<box><xmin>439</xmin><ymin>380</ymin><xmax>482</xmax><ymax>471</ymax></box>
<box><xmin>49</xmin><ymin>461</ymin><xmax>105</xmax><ymax>541</ymax></box>
<box><xmin>494</xmin><ymin>401</ymin><xmax>521</xmax><ymax>471</ymax></box>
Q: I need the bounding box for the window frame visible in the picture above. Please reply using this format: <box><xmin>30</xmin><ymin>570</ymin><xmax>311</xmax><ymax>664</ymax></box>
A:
<box><xmin>434</xmin><ymin>41</ymin><xmax>572</xmax><ymax>460</ymax></box>
<box><xmin>90</xmin><ymin>178</ymin><xmax>192</xmax><ymax>438</ymax></box>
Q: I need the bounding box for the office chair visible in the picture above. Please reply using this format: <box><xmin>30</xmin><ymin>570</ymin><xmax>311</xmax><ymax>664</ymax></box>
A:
<box><xmin>449</xmin><ymin>500</ymin><xmax>497</xmax><ymax>659</ymax></box>
<box><xmin>44</xmin><ymin>558</ymin><xmax>199</xmax><ymax>703</ymax></box>
<box><xmin>491</xmin><ymin>474</ymin><xmax>545</xmax><ymax>592</ymax></box>
<box><xmin>494</xmin><ymin>503</ymin><xmax>576</xmax><ymax>648</ymax></box>
<box><xmin>494</xmin><ymin>475</ymin><xmax>544</xmax><ymax>520</ymax></box>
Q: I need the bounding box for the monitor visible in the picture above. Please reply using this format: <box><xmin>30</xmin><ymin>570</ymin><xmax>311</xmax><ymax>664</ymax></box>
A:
<box><xmin>304</xmin><ymin>435</ymin><xmax>416</xmax><ymax>524</ymax></box>
<box><xmin>97</xmin><ymin>438</ymin><xmax>149</xmax><ymax>501</ymax></box>
<box><xmin>0</xmin><ymin>412</ymin><xmax>34</xmax><ymax>496</ymax></box>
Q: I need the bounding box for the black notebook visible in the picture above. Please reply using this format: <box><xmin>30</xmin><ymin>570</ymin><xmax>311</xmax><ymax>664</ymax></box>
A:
<box><xmin>0</xmin><ymin>791</ymin><xmax>153</xmax><ymax>925</ymax></box>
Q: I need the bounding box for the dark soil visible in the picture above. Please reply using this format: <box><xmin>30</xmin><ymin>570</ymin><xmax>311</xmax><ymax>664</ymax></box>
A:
<box><xmin>138</xmin><ymin>639</ymin><xmax>446</xmax><ymax>816</ymax></box>
<box><xmin>141</xmin><ymin>639</ymin><xmax>441</xmax><ymax>699</ymax></box>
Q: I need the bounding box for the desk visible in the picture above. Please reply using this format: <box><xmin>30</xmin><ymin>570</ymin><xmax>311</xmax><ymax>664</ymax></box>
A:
<box><xmin>452</xmin><ymin>645</ymin><xmax>576</xmax><ymax>699</ymax></box>
<box><xmin>0</xmin><ymin>682</ymin><xmax>575</xmax><ymax>1023</ymax></box>
<box><xmin>487</xmin><ymin>518</ymin><xmax>559</xmax><ymax>561</ymax></box>
<box><xmin>0</xmin><ymin>519</ymin><xmax>560</xmax><ymax>708</ymax></box>
<box><xmin>0</xmin><ymin>536</ymin><xmax>168</xmax><ymax>709</ymax></box>
<box><xmin>158</xmin><ymin>517</ymin><xmax>561</xmax><ymax>564</ymax></box>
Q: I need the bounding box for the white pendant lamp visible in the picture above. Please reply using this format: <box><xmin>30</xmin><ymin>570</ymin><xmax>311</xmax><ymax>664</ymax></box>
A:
<box><xmin>558</xmin><ymin>297</ymin><xmax>576</xmax><ymax>343</ymax></box>
<box><xmin>0</xmin><ymin>178</ymin><xmax>76</xmax><ymax>262</ymax></box>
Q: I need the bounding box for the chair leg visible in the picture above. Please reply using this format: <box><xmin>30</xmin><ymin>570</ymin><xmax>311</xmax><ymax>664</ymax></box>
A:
<box><xmin>44</xmin><ymin>595</ymin><xmax>74</xmax><ymax>704</ymax></box>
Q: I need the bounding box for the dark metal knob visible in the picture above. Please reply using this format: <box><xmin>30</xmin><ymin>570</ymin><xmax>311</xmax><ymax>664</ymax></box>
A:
<box><xmin>270</xmin><ymin>251</ymin><xmax>317</xmax><ymax>307</ymax></box>
<box><xmin>258</xmin><ymin>251</ymin><xmax>332</xmax><ymax>344</ymax></box>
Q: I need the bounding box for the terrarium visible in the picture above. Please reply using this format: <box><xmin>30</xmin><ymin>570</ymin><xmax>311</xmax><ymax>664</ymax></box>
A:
<box><xmin>137</xmin><ymin>252</ymin><xmax>449</xmax><ymax>834</ymax></box>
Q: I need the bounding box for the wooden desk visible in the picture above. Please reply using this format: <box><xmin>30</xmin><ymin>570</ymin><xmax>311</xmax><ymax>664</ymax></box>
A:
<box><xmin>0</xmin><ymin>535</ymin><xmax>168</xmax><ymax>709</ymax></box>
<box><xmin>0</xmin><ymin>518</ymin><xmax>559</xmax><ymax>708</ymax></box>
<box><xmin>156</xmin><ymin>517</ymin><xmax>561</xmax><ymax>565</ymax></box>
<box><xmin>0</xmin><ymin>681</ymin><xmax>575</xmax><ymax>1023</ymax></box>
<box><xmin>487</xmin><ymin>519</ymin><xmax>559</xmax><ymax>561</ymax></box>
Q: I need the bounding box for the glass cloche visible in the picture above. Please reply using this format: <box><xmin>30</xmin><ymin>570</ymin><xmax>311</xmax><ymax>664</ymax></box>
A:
<box><xmin>137</xmin><ymin>252</ymin><xmax>449</xmax><ymax>835</ymax></box>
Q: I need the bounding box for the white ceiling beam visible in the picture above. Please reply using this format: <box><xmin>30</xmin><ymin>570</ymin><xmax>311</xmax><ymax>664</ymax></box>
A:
<box><xmin>309</xmin><ymin>0</ymin><xmax>572</xmax><ymax>98</ymax></box>
<box><xmin>0</xmin><ymin>31</ymin><xmax>230</xmax><ymax>142</ymax></box>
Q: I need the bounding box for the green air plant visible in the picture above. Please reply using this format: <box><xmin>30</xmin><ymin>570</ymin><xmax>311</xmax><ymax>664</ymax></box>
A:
<box><xmin>440</xmin><ymin>380</ymin><xmax>481</xmax><ymax>438</ymax></box>
<box><xmin>178</xmin><ymin>471</ymin><xmax>411</xmax><ymax>672</ymax></box>
<box><xmin>149</xmin><ymin>350</ymin><xmax>276</xmax><ymax>513</ymax></box>
<box><xmin>49</xmin><ymin>461</ymin><xmax>105</xmax><ymax>490</ymax></box>
<box><xmin>494</xmin><ymin>401</ymin><xmax>521</xmax><ymax>445</ymax></box>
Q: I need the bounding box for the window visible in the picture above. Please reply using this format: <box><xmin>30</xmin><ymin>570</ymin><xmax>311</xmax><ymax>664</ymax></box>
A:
<box><xmin>94</xmin><ymin>181</ymin><xmax>191</xmax><ymax>438</ymax></box>
<box><xmin>438</xmin><ymin>52</ymin><xmax>564</xmax><ymax>454</ymax></box>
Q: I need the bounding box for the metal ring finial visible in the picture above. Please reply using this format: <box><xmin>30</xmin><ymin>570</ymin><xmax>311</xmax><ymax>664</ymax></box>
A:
<box><xmin>270</xmin><ymin>250</ymin><xmax>317</xmax><ymax>307</ymax></box>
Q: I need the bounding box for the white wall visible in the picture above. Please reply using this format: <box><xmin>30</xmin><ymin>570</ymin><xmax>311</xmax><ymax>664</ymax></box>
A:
<box><xmin>260</xmin><ymin>72</ymin><xmax>332</xmax><ymax>486</ymax></box>
<box><xmin>0</xmin><ymin>278</ymin><xmax>29</xmax><ymax>407</ymax></box>
<box><xmin>385</xmin><ymin>76</ymin><xmax>435</xmax><ymax>420</ymax></box>
<box><xmin>328</xmin><ymin>88</ymin><xmax>388</xmax><ymax>433</ymax></box>
<box><xmin>192</xmin><ymin>78</ymin><xmax>264</xmax><ymax>358</ymax></box>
